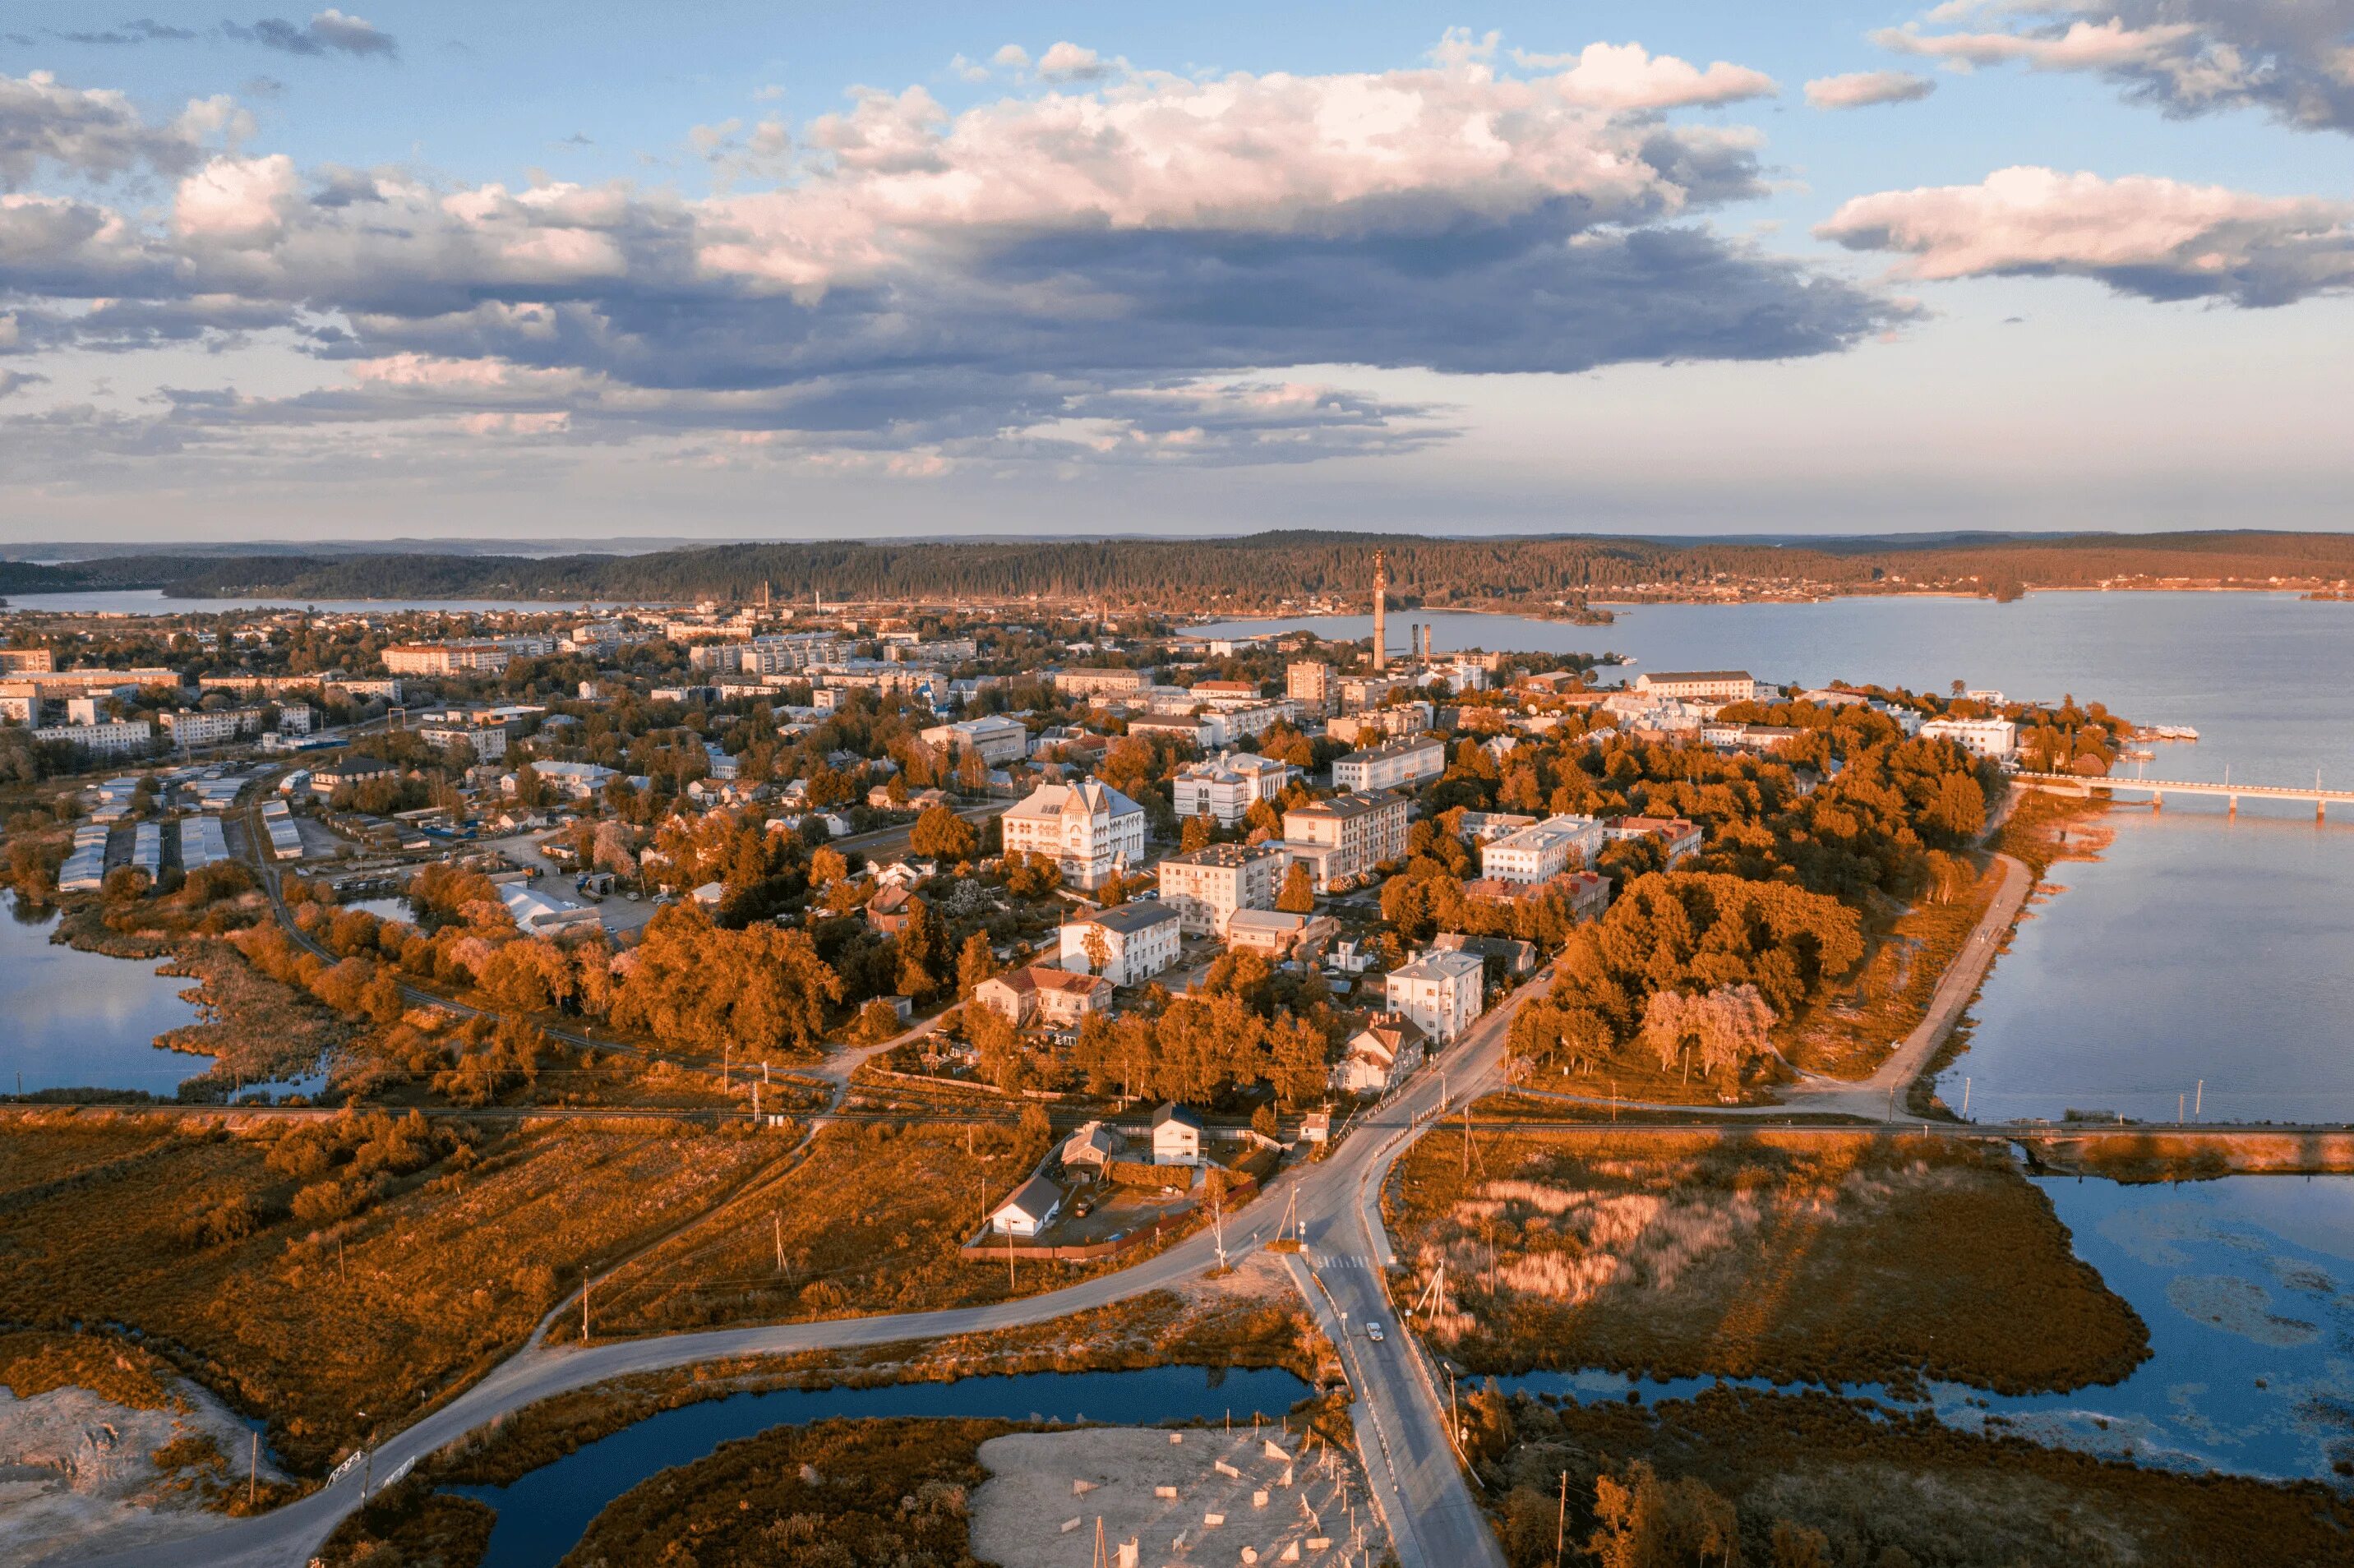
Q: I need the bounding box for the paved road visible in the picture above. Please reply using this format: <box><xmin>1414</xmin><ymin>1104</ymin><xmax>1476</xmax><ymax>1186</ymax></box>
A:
<box><xmin>68</xmin><ymin>970</ymin><xmax>1543</xmax><ymax>1568</ymax></box>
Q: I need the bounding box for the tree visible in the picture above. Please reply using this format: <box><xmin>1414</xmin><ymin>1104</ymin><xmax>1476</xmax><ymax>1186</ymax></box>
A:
<box><xmin>894</xmin><ymin>895</ymin><xmax>948</xmax><ymax>999</ymax></box>
<box><xmin>909</xmin><ymin>805</ymin><xmax>976</xmax><ymax>862</ymax></box>
<box><xmin>1275</xmin><ymin>861</ymin><xmax>1316</xmax><ymax>914</ymax></box>
<box><xmin>956</xmin><ymin>931</ymin><xmax>995</xmax><ymax>997</ymax></box>
<box><xmin>1080</xmin><ymin>924</ymin><xmax>1111</xmax><ymax>977</ymax></box>
<box><xmin>810</xmin><ymin>845</ymin><xmax>849</xmax><ymax>887</ymax></box>
<box><xmin>1251</xmin><ymin>1102</ymin><xmax>1280</xmax><ymax>1138</ymax></box>
<box><xmin>1096</xmin><ymin>869</ymin><xmax>1129</xmax><ymax>906</ymax></box>
<box><xmin>1179</xmin><ymin>812</ymin><xmax>1213</xmax><ymax>853</ymax></box>
<box><xmin>1587</xmin><ymin>1462</ymin><xmax>1740</xmax><ymax>1568</ymax></box>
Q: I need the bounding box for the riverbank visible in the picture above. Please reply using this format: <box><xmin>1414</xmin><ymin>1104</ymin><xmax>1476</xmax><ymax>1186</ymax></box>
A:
<box><xmin>1476</xmin><ymin>1383</ymin><xmax>2354</xmax><ymax>1568</ymax></box>
<box><xmin>2023</xmin><ymin>1129</ymin><xmax>2354</xmax><ymax>1182</ymax></box>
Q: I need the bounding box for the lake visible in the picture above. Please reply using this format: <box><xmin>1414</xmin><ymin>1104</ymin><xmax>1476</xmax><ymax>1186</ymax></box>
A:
<box><xmin>1197</xmin><ymin>593</ymin><xmax>2354</xmax><ymax>1123</ymax></box>
<box><xmin>0</xmin><ymin>590</ymin><xmax>646</xmax><ymax>617</ymax></box>
<box><xmin>0</xmin><ymin>894</ymin><xmax>209</xmax><ymax>1096</ymax></box>
<box><xmin>1505</xmin><ymin>1174</ymin><xmax>2354</xmax><ymax>1484</ymax></box>
<box><xmin>450</xmin><ymin>1364</ymin><xmax>1313</xmax><ymax>1568</ymax></box>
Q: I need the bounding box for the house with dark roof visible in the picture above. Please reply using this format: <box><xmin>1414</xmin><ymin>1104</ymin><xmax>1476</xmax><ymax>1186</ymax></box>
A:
<box><xmin>1151</xmin><ymin>1101</ymin><xmax>1203</xmax><ymax>1166</ymax></box>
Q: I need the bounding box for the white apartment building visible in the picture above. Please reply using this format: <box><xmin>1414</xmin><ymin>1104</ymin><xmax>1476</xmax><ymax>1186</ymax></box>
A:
<box><xmin>1920</xmin><ymin>716</ymin><xmax>2018</xmax><ymax>760</ymax></box>
<box><xmin>1059</xmin><ymin>899</ymin><xmax>1182</xmax><ymax>988</ymax></box>
<box><xmin>1001</xmin><ymin>778</ymin><xmax>1147</xmax><ymax>891</ymax></box>
<box><xmin>1633</xmin><ymin>670</ymin><xmax>1767</xmax><ymax>703</ymax></box>
<box><xmin>1480</xmin><ymin>814</ymin><xmax>1604</xmax><ymax>884</ymax></box>
<box><xmin>384</xmin><ymin>641</ymin><xmax>513</xmax><ymax>676</ymax></box>
<box><xmin>1385</xmin><ymin>948</ymin><xmax>1486</xmax><ymax>1042</ymax></box>
<box><xmin>1280</xmin><ymin>791</ymin><xmax>1410</xmax><ymax>892</ymax></box>
<box><xmin>1172</xmin><ymin>750</ymin><xmax>1296</xmax><ymax>827</ymax></box>
<box><xmin>1051</xmin><ymin>666</ymin><xmax>1153</xmax><ymax>697</ymax></box>
<box><xmin>689</xmin><ymin>634</ymin><xmax>848</xmax><ymax>675</ymax></box>
<box><xmin>1332</xmin><ymin>736</ymin><xmax>1446</xmax><ymax>793</ymax></box>
<box><xmin>31</xmin><ymin>719</ymin><xmax>153</xmax><ymax>759</ymax></box>
<box><xmin>420</xmin><ymin>722</ymin><xmax>508</xmax><ymax>761</ymax></box>
<box><xmin>159</xmin><ymin>708</ymin><xmax>265</xmax><ymax>748</ymax></box>
<box><xmin>920</xmin><ymin>713</ymin><xmax>1028</xmax><ymax>766</ymax></box>
<box><xmin>529</xmin><ymin>759</ymin><xmax>619</xmax><ymax>800</ymax></box>
<box><xmin>1156</xmin><ymin>841</ymin><xmax>1285</xmax><ymax>935</ymax></box>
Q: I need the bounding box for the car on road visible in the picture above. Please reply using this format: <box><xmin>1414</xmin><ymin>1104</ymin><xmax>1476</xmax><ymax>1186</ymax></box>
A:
<box><xmin>1364</xmin><ymin>1321</ymin><xmax>1384</xmax><ymax>1343</ymax></box>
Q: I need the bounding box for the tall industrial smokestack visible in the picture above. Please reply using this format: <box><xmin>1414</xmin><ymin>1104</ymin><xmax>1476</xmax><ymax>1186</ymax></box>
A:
<box><xmin>1371</xmin><ymin>550</ymin><xmax>1388</xmax><ymax>671</ymax></box>
<box><xmin>1423</xmin><ymin>624</ymin><xmax>1433</xmax><ymax>660</ymax></box>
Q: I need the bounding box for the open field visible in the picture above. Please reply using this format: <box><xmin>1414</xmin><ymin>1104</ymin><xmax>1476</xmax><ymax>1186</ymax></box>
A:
<box><xmin>1479</xmin><ymin>1385</ymin><xmax>2354</xmax><ymax>1568</ymax></box>
<box><xmin>584</xmin><ymin>1116</ymin><xmax>1233</xmax><ymax>1336</ymax></box>
<box><xmin>0</xmin><ymin>1109</ymin><xmax>787</xmax><ymax>1473</ymax></box>
<box><xmin>1384</xmin><ymin>1129</ymin><xmax>2149</xmax><ymax>1394</ymax></box>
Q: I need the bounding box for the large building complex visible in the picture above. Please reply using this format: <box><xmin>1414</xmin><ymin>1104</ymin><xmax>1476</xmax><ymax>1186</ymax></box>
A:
<box><xmin>1171</xmin><ymin>750</ymin><xmax>1295</xmax><ymax>827</ymax></box>
<box><xmin>1920</xmin><ymin>716</ymin><xmax>2019</xmax><ymax>760</ymax></box>
<box><xmin>1156</xmin><ymin>841</ymin><xmax>1285</xmax><ymax>935</ymax></box>
<box><xmin>1285</xmin><ymin>661</ymin><xmax>1333</xmax><ymax>714</ymax></box>
<box><xmin>919</xmin><ymin>714</ymin><xmax>1028</xmax><ymax>766</ymax></box>
<box><xmin>1001</xmin><ymin>778</ymin><xmax>1147</xmax><ymax>891</ymax></box>
<box><xmin>1632</xmin><ymin>670</ymin><xmax>1768</xmax><ymax>703</ymax></box>
<box><xmin>1332</xmin><ymin>736</ymin><xmax>1445</xmax><ymax>793</ymax></box>
<box><xmin>688</xmin><ymin>633</ymin><xmax>849</xmax><ymax>675</ymax></box>
<box><xmin>1479</xmin><ymin>814</ymin><xmax>1604</xmax><ymax>884</ymax></box>
<box><xmin>1281</xmin><ymin>791</ymin><xmax>1410</xmax><ymax>892</ymax></box>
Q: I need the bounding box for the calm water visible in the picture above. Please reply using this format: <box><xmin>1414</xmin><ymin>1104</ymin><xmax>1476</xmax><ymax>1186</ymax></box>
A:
<box><xmin>0</xmin><ymin>894</ymin><xmax>209</xmax><ymax>1095</ymax></box>
<box><xmin>451</xmin><ymin>1364</ymin><xmax>1312</xmax><ymax>1568</ymax></box>
<box><xmin>1201</xmin><ymin>593</ymin><xmax>2354</xmax><ymax>1123</ymax></box>
<box><xmin>1505</xmin><ymin>1175</ymin><xmax>2354</xmax><ymax>1483</ymax></box>
<box><xmin>0</xmin><ymin>590</ymin><xmax>643</xmax><ymax>616</ymax></box>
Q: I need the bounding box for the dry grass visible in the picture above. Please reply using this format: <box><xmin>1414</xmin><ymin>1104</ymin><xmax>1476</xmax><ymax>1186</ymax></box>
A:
<box><xmin>0</xmin><ymin>1109</ymin><xmax>787</xmax><ymax>1473</ymax></box>
<box><xmin>0</xmin><ymin>1328</ymin><xmax>182</xmax><ymax>1410</ymax></box>
<box><xmin>2024</xmin><ymin>1130</ymin><xmax>2354</xmax><ymax>1183</ymax></box>
<box><xmin>1385</xmin><ymin>1129</ymin><xmax>2148</xmax><ymax>1395</ymax></box>
<box><xmin>1791</xmin><ymin>860</ymin><xmax>2001</xmax><ymax>1081</ymax></box>
<box><xmin>1484</xmin><ymin>1385</ymin><xmax>2354</xmax><ymax>1568</ymax></box>
<box><xmin>584</xmin><ymin>1117</ymin><xmax>1213</xmax><ymax>1335</ymax></box>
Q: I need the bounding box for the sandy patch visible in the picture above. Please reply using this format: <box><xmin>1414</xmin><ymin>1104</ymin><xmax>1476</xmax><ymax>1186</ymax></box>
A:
<box><xmin>2165</xmin><ymin>1275</ymin><xmax>2319</xmax><ymax>1348</ymax></box>
<box><xmin>971</xmin><ymin>1426</ymin><xmax>1372</xmax><ymax>1567</ymax></box>
<box><xmin>0</xmin><ymin>1380</ymin><xmax>284</xmax><ymax>1568</ymax></box>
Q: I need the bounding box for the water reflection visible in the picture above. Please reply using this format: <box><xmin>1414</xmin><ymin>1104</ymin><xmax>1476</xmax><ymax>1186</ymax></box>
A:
<box><xmin>1502</xmin><ymin>1177</ymin><xmax>2354</xmax><ymax>1483</ymax></box>
<box><xmin>0</xmin><ymin>892</ymin><xmax>208</xmax><ymax>1095</ymax></box>
<box><xmin>452</xmin><ymin>1364</ymin><xmax>1313</xmax><ymax>1568</ymax></box>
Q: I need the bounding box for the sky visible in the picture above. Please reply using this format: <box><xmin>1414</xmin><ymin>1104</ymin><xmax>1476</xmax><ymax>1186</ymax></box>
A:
<box><xmin>1</xmin><ymin>1</ymin><xmax>2350</xmax><ymax>544</ymax></box>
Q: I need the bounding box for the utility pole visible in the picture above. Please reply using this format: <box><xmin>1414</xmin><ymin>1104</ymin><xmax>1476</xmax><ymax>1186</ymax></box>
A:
<box><xmin>249</xmin><ymin>1430</ymin><xmax>259</xmax><ymax>1509</ymax></box>
<box><xmin>2195</xmin><ymin>1079</ymin><xmax>2204</xmax><ymax>1119</ymax></box>
<box><xmin>1961</xmin><ymin>1077</ymin><xmax>1971</xmax><ymax>1119</ymax></box>
<box><xmin>1007</xmin><ymin>1224</ymin><xmax>1016</xmax><ymax>1292</ymax></box>
<box><xmin>1556</xmin><ymin>1469</ymin><xmax>1568</xmax><ymax>1566</ymax></box>
<box><xmin>774</xmin><ymin>1213</ymin><xmax>784</xmax><ymax>1273</ymax></box>
<box><xmin>582</xmin><ymin>1269</ymin><xmax>591</xmax><ymax>1341</ymax></box>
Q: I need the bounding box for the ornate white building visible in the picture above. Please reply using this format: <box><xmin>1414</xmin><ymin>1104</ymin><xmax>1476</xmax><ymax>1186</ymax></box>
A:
<box><xmin>1001</xmin><ymin>777</ymin><xmax>1146</xmax><ymax>890</ymax></box>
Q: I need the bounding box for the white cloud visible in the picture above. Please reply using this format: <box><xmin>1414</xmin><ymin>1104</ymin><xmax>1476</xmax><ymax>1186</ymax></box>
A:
<box><xmin>1037</xmin><ymin>42</ymin><xmax>1111</xmax><ymax>83</ymax></box>
<box><xmin>1511</xmin><ymin>41</ymin><xmax>1778</xmax><ymax>108</ymax></box>
<box><xmin>173</xmin><ymin>154</ymin><xmax>299</xmax><ymax>246</ymax></box>
<box><xmin>0</xmin><ymin>71</ymin><xmax>219</xmax><ymax>188</ymax></box>
<box><xmin>1817</xmin><ymin>164</ymin><xmax>2354</xmax><ymax>304</ymax></box>
<box><xmin>992</xmin><ymin>44</ymin><xmax>1032</xmax><ymax>70</ymax></box>
<box><xmin>1805</xmin><ymin>70</ymin><xmax>1938</xmax><ymax>108</ymax></box>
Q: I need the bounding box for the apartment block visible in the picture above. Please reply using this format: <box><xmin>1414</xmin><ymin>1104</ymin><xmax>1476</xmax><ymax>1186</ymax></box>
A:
<box><xmin>1156</xmin><ymin>840</ymin><xmax>1285</xmax><ymax>935</ymax></box>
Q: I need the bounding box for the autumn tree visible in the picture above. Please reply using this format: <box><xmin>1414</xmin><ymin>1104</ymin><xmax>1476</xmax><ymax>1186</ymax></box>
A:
<box><xmin>955</xmin><ymin>931</ymin><xmax>995</xmax><ymax>997</ymax></box>
<box><xmin>909</xmin><ymin>805</ymin><xmax>976</xmax><ymax>862</ymax></box>
<box><xmin>1275</xmin><ymin>861</ymin><xmax>1316</xmax><ymax>914</ymax></box>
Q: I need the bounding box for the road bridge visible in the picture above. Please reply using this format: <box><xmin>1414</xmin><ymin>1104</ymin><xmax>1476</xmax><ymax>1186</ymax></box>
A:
<box><xmin>2014</xmin><ymin>770</ymin><xmax>2353</xmax><ymax>819</ymax></box>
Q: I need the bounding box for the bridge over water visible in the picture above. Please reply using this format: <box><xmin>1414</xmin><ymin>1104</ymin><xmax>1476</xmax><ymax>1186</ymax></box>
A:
<box><xmin>2015</xmin><ymin>769</ymin><xmax>2353</xmax><ymax>819</ymax></box>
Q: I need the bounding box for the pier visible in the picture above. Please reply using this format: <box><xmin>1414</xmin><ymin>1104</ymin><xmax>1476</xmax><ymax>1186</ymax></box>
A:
<box><xmin>2014</xmin><ymin>771</ymin><xmax>2352</xmax><ymax>820</ymax></box>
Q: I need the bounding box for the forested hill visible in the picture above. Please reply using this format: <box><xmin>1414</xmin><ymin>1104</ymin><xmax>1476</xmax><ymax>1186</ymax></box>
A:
<box><xmin>7</xmin><ymin>529</ymin><xmax>2352</xmax><ymax>609</ymax></box>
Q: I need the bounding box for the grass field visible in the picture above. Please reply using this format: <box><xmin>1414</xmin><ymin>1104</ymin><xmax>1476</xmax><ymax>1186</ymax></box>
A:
<box><xmin>581</xmin><ymin>1116</ymin><xmax>1207</xmax><ymax>1336</ymax></box>
<box><xmin>1480</xmin><ymin>1385</ymin><xmax>2354</xmax><ymax>1568</ymax></box>
<box><xmin>0</xmin><ymin>1109</ymin><xmax>786</xmax><ymax>1473</ymax></box>
<box><xmin>1384</xmin><ymin>1129</ymin><xmax>2149</xmax><ymax>1395</ymax></box>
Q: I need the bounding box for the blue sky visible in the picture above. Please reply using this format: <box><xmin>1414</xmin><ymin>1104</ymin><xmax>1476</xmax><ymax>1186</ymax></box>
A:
<box><xmin>2</xmin><ymin>2</ymin><xmax>2349</xmax><ymax>542</ymax></box>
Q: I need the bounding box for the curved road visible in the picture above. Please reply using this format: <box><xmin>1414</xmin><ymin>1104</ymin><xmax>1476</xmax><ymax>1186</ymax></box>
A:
<box><xmin>67</xmin><ymin>960</ymin><xmax>1539</xmax><ymax>1568</ymax></box>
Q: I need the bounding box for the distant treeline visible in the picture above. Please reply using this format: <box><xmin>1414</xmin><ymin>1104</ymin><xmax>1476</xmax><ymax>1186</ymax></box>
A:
<box><xmin>7</xmin><ymin>529</ymin><xmax>2352</xmax><ymax>608</ymax></box>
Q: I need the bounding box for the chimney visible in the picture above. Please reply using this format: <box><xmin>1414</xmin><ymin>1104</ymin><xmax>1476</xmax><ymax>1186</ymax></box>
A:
<box><xmin>1370</xmin><ymin>551</ymin><xmax>1387</xmax><ymax>672</ymax></box>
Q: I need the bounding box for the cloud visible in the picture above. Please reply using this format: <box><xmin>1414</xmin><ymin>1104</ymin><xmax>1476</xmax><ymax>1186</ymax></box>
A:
<box><xmin>0</xmin><ymin>368</ymin><xmax>44</xmax><ymax>397</ymax></box>
<box><xmin>992</xmin><ymin>44</ymin><xmax>1032</xmax><ymax>70</ymax></box>
<box><xmin>224</xmin><ymin>10</ymin><xmax>398</xmax><ymax>60</ymax></box>
<box><xmin>50</xmin><ymin>20</ymin><xmax>203</xmax><ymax>46</ymax></box>
<box><xmin>1817</xmin><ymin>164</ymin><xmax>2354</xmax><ymax>305</ymax></box>
<box><xmin>0</xmin><ymin>39</ymin><xmax>1899</xmax><ymax>470</ymax></box>
<box><xmin>0</xmin><ymin>71</ymin><xmax>215</xmax><ymax>187</ymax></box>
<box><xmin>1509</xmin><ymin>40</ymin><xmax>1778</xmax><ymax>108</ymax></box>
<box><xmin>1874</xmin><ymin>2</ymin><xmax>2354</xmax><ymax>134</ymax></box>
<box><xmin>1036</xmin><ymin>42</ymin><xmax>1111</xmax><ymax>83</ymax></box>
<box><xmin>1805</xmin><ymin>70</ymin><xmax>1938</xmax><ymax>108</ymax></box>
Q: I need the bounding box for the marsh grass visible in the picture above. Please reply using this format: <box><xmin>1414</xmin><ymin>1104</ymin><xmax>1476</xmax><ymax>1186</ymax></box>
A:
<box><xmin>1385</xmin><ymin>1130</ymin><xmax>2148</xmax><ymax>1395</ymax></box>
<box><xmin>0</xmin><ymin>1110</ymin><xmax>785</xmax><ymax>1473</ymax></box>
<box><xmin>1483</xmin><ymin>1385</ymin><xmax>2354</xmax><ymax>1568</ymax></box>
